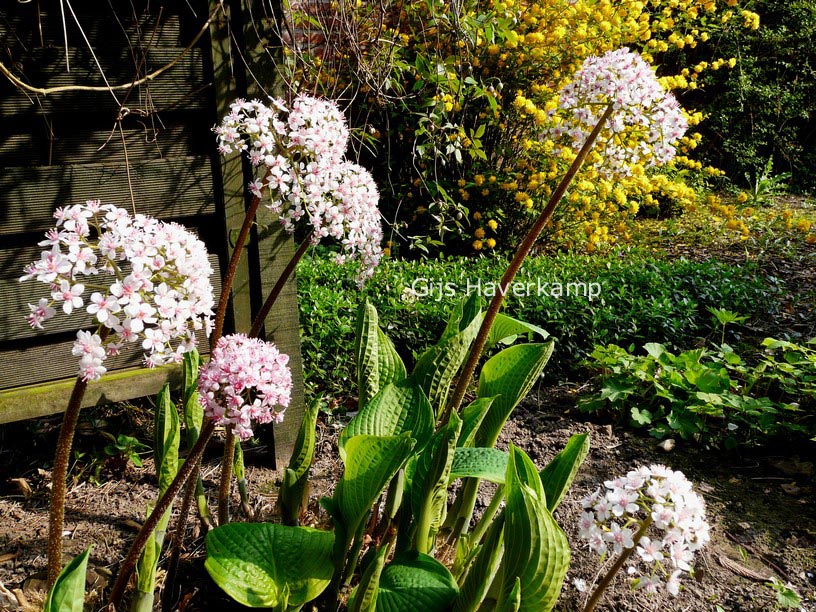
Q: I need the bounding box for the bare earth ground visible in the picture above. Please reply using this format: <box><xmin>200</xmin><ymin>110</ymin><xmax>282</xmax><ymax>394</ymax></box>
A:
<box><xmin>0</xmin><ymin>386</ymin><xmax>814</xmax><ymax>611</ymax></box>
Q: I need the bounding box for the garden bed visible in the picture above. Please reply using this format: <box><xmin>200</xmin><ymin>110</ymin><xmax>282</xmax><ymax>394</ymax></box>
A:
<box><xmin>1</xmin><ymin>387</ymin><xmax>814</xmax><ymax>610</ymax></box>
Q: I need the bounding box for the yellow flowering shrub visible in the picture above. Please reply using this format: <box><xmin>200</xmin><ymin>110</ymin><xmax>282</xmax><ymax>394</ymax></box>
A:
<box><xmin>284</xmin><ymin>0</ymin><xmax>762</xmax><ymax>253</ymax></box>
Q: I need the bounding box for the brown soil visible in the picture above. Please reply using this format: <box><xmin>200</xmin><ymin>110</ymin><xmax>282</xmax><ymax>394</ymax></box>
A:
<box><xmin>1</xmin><ymin>388</ymin><xmax>814</xmax><ymax>611</ymax></box>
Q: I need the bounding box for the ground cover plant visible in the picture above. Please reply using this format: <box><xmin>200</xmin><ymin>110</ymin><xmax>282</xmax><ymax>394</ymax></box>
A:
<box><xmin>299</xmin><ymin>250</ymin><xmax>781</xmax><ymax>397</ymax></box>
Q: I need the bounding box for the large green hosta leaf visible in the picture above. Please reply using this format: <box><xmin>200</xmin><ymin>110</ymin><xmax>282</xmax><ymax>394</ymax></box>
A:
<box><xmin>356</xmin><ymin>301</ymin><xmax>408</xmax><ymax>407</ymax></box>
<box><xmin>325</xmin><ymin>433</ymin><xmax>416</xmax><ymax>570</ymax></box>
<box><xmin>476</xmin><ymin>342</ymin><xmax>554</xmax><ymax>447</ymax></box>
<box><xmin>205</xmin><ymin>523</ymin><xmax>334</xmax><ymax>610</ymax></box>
<box><xmin>375</xmin><ymin>552</ymin><xmax>459</xmax><ymax>612</ymax></box>
<box><xmin>450</xmin><ymin>447</ymin><xmax>508</xmax><ymax>484</ymax></box>
<box><xmin>501</xmin><ymin>446</ymin><xmax>569</xmax><ymax>612</ymax></box>
<box><xmin>539</xmin><ymin>433</ymin><xmax>590</xmax><ymax>512</ymax></box>
<box><xmin>412</xmin><ymin>294</ymin><xmax>483</xmax><ymax>415</ymax></box>
<box><xmin>485</xmin><ymin>313</ymin><xmax>549</xmax><ymax>351</ymax></box>
<box><xmin>341</xmin><ymin>381</ymin><xmax>434</xmax><ymax>451</ymax></box>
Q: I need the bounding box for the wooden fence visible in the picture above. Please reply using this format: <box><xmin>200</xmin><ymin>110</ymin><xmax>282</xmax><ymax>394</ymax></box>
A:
<box><xmin>0</xmin><ymin>0</ymin><xmax>304</xmax><ymax>467</ymax></box>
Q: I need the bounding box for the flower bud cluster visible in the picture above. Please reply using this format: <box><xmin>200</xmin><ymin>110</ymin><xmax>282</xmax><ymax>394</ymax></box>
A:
<box><xmin>579</xmin><ymin>464</ymin><xmax>710</xmax><ymax>596</ymax></box>
<box><xmin>214</xmin><ymin>95</ymin><xmax>382</xmax><ymax>284</ymax></box>
<box><xmin>197</xmin><ymin>334</ymin><xmax>293</xmax><ymax>440</ymax></box>
<box><xmin>21</xmin><ymin>201</ymin><xmax>215</xmax><ymax>381</ymax></box>
<box><xmin>549</xmin><ymin>47</ymin><xmax>688</xmax><ymax>178</ymax></box>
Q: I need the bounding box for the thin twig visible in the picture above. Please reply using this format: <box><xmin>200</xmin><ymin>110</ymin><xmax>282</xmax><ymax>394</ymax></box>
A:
<box><xmin>0</xmin><ymin>5</ymin><xmax>220</xmax><ymax>96</ymax></box>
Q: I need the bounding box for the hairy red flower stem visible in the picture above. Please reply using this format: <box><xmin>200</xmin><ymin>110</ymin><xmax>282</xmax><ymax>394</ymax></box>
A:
<box><xmin>248</xmin><ymin>234</ymin><xmax>313</xmax><ymax>338</ymax></box>
<box><xmin>108</xmin><ymin>419</ymin><xmax>216</xmax><ymax>608</ymax></box>
<box><xmin>441</xmin><ymin>104</ymin><xmax>614</xmax><ymax>426</ymax></box>
<box><xmin>583</xmin><ymin>515</ymin><xmax>653</xmax><ymax>612</ymax></box>
<box><xmin>212</xmin><ymin>168</ymin><xmax>272</xmax><ymax>343</ymax></box>
<box><xmin>217</xmin><ymin>428</ymin><xmax>237</xmax><ymax>525</ymax></box>
<box><xmin>47</xmin><ymin>326</ymin><xmax>111</xmax><ymax>586</ymax></box>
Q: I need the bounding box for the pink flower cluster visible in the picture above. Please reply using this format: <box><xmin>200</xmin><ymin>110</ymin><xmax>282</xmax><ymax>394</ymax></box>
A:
<box><xmin>21</xmin><ymin>201</ymin><xmax>215</xmax><ymax>381</ymax></box>
<box><xmin>549</xmin><ymin>47</ymin><xmax>688</xmax><ymax>177</ymax></box>
<box><xmin>213</xmin><ymin>95</ymin><xmax>383</xmax><ymax>284</ymax></box>
<box><xmin>579</xmin><ymin>464</ymin><xmax>710</xmax><ymax>597</ymax></box>
<box><xmin>197</xmin><ymin>334</ymin><xmax>293</xmax><ymax>440</ymax></box>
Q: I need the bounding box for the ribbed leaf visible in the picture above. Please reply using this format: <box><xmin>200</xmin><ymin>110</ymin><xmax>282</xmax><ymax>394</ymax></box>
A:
<box><xmin>501</xmin><ymin>445</ymin><xmax>569</xmax><ymax>612</ymax></box>
<box><xmin>375</xmin><ymin>552</ymin><xmax>458</xmax><ymax>612</ymax></box>
<box><xmin>43</xmin><ymin>545</ymin><xmax>91</xmax><ymax>612</ymax></box>
<box><xmin>205</xmin><ymin>523</ymin><xmax>334</xmax><ymax>610</ymax></box>
<box><xmin>341</xmin><ymin>381</ymin><xmax>434</xmax><ymax>451</ymax></box>
<box><xmin>336</xmin><ymin>434</ymin><xmax>417</xmax><ymax>540</ymax></box>
<box><xmin>412</xmin><ymin>295</ymin><xmax>483</xmax><ymax>414</ymax></box>
<box><xmin>539</xmin><ymin>434</ymin><xmax>590</xmax><ymax>512</ymax></box>
<box><xmin>458</xmin><ymin>397</ymin><xmax>495</xmax><ymax>448</ymax></box>
<box><xmin>450</xmin><ymin>447</ymin><xmax>508</xmax><ymax>484</ymax></box>
<box><xmin>281</xmin><ymin>397</ymin><xmax>320</xmax><ymax>526</ymax></box>
<box><xmin>153</xmin><ymin>384</ymin><xmax>180</xmax><ymax>495</ymax></box>
<box><xmin>453</xmin><ymin>515</ymin><xmax>505</xmax><ymax>612</ymax></box>
<box><xmin>411</xmin><ymin>413</ymin><xmax>462</xmax><ymax>553</ymax></box>
<box><xmin>182</xmin><ymin>349</ymin><xmax>202</xmax><ymax>444</ymax></box>
<box><xmin>347</xmin><ymin>543</ymin><xmax>389</xmax><ymax>612</ymax></box>
<box><xmin>476</xmin><ymin>342</ymin><xmax>554</xmax><ymax>447</ymax></box>
<box><xmin>377</xmin><ymin>326</ymin><xmax>407</xmax><ymax>388</ymax></box>
<box><xmin>486</xmin><ymin>313</ymin><xmax>549</xmax><ymax>351</ymax></box>
<box><xmin>356</xmin><ymin>300</ymin><xmax>381</xmax><ymax>406</ymax></box>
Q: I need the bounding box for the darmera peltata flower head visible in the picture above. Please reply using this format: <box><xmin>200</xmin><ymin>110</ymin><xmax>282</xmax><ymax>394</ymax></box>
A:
<box><xmin>214</xmin><ymin>94</ymin><xmax>382</xmax><ymax>285</ymax></box>
<box><xmin>548</xmin><ymin>47</ymin><xmax>689</xmax><ymax>178</ymax></box>
<box><xmin>197</xmin><ymin>334</ymin><xmax>293</xmax><ymax>440</ymax></box>
<box><xmin>579</xmin><ymin>464</ymin><xmax>710</xmax><ymax>597</ymax></box>
<box><xmin>21</xmin><ymin>200</ymin><xmax>215</xmax><ymax>381</ymax></box>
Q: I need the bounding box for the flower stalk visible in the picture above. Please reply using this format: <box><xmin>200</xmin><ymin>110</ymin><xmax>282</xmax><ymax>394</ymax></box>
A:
<box><xmin>583</xmin><ymin>516</ymin><xmax>653</xmax><ymax>612</ymax></box>
<box><xmin>442</xmin><ymin>104</ymin><xmax>614</xmax><ymax>424</ymax></box>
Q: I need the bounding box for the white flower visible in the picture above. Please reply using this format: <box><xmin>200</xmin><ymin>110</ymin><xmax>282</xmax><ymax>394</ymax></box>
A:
<box><xmin>577</xmin><ymin>464</ymin><xmax>709</xmax><ymax>600</ymax></box>
<box><xmin>21</xmin><ymin>201</ymin><xmax>215</xmax><ymax>380</ymax></box>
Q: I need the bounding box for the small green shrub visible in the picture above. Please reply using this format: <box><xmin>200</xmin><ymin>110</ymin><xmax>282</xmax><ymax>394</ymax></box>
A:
<box><xmin>298</xmin><ymin>251</ymin><xmax>780</xmax><ymax>399</ymax></box>
<box><xmin>579</xmin><ymin>338</ymin><xmax>816</xmax><ymax>445</ymax></box>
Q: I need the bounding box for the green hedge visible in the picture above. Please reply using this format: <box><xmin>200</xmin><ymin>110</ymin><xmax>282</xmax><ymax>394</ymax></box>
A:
<box><xmin>296</xmin><ymin>251</ymin><xmax>781</xmax><ymax>399</ymax></box>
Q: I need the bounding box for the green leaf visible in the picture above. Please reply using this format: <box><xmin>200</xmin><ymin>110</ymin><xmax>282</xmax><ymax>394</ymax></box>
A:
<box><xmin>476</xmin><ymin>342</ymin><xmax>554</xmax><ymax>447</ymax></box>
<box><xmin>347</xmin><ymin>543</ymin><xmax>389</xmax><ymax>612</ymax></box>
<box><xmin>153</xmin><ymin>384</ymin><xmax>180</xmax><ymax>495</ymax></box>
<box><xmin>334</xmin><ymin>434</ymin><xmax>417</xmax><ymax>543</ymax></box>
<box><xmin>502</xmin><ymin>445</ymin><xmax>569</xmax><ymax>611</ymax></box>
<box><xmin>450</xmin><ymin>447</ymin><xmax>508</xmax><ymax>484</ymax></box>
<box><xmin>411</xmin><ymin>413</ymin><xmax>462</xmax><ymax>553</ymax></box>
<box><xmin>341</xmin><ymin>381</ymin><xmax>434</xmax><ymax>451</ymax></box>
<box><xmin>377</xmin><ymin>326</ymin><xmax>408</xmax><ymax>388</ymax></box>
<box><xmin>375</xmin><ymin>552</ymin><xmax>458</xmax><ymax>612</ymax></box>
<box><xmin>289</xmin><ymin>396</ymin><xmax>319</xmax><ymax>480</ymax></box>
<box><xmin>356</xmin><ymin>300</ymin><xmax>382</xmax><ymax>407</ymax></box>
<box><xmin>454</xmin><ymin>514</ymin><xmax>505</xmax><ymax>612</ymax></box>
<box><xmin>182</xmin><ymin>349</ymin><xmax>203</xmax><ymax>445</ymax></box>
<box><xmin>538</xmin><ymin>434</ymin><xmax>590</xmax><ymax>512</ymax></box>
<box><xmin>412</xmin><ymin>295</ymin><xmax>483</xmax><ymax>414</ymax></box>
<box><xmin>458</xmin><ymin>397</ymin><xmax>495</xmax><ymax>448</ymax></box>
<box><xmin>43</xmin><ymin>545</ymin><xmax>91</xmax><ymax>612</ymax></box>
<box><xmin>631</xmin><ymin>407</ymin><xmax>653</xmax><ymax>426</ymax></box>
<box><xmin>281</xmin><ymin>397</ymin><xmax>320</xmax><ymax>526</ymax></box>
<box><xmin>485</xmin><ymin>313</ymin><xmax>549</xmax><ymax>351</ymax></box>
<box><xmin>205</xmin><ymin>523</ymin><xmax>334</xmax><ymax>610</ymax></box>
